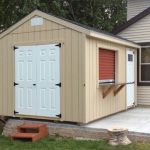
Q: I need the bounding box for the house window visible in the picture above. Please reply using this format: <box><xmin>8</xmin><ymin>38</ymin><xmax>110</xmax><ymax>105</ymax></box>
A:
<box><xmin>140</xmin><ymin>47</ymin><xmax>150</xmax><ymax>82</ymax></box>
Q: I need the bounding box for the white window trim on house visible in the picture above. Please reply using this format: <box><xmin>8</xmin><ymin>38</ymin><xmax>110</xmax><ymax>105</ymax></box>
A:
<box><xmin>139</xmin><ymin>46</ymin><xmax>150</xmax><ymax>82</ymax></box>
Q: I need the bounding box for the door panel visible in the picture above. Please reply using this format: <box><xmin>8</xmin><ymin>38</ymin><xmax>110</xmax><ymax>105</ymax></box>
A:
<box><xmin>126</xmin><ymin>51</ymin><xmax>134</xmax><ymax>107</ymax></box>
<box><xmin>15</xmin><ymin>46</ymin><xmax>37</xmax><ymax>115</ymax></box>
<box><xmin>36</xmin><ymin>44</ymin><xmax>60</xmax><ymax>117</ymax></box>
<box><xmin>15</xmin><ymin>44</ymin><xmax>60</xmax><ymax>117</ymax></box>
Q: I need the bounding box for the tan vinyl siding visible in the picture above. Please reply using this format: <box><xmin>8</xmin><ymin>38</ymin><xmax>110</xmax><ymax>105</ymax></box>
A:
<box><xmin>0</xmin><ymin>17</ymin><xmax>84</xmax><ymax>123</ymax></box>
<box><xmin>84</xmin><ymin>36</ymin><xmax>137</xmax><ymax>123</ymax></box>
<box><xmin>117</xmin><ymin>14</ymin><xmax>150</xmax><ymax>43</ymax></box>
<box><xmin>137</xmin><ymin>86</ymin><xmax>150</xmax><ymax>105</ymax></box>
<box><xmin>127</xmin><ymin>0</ymin><xmax>150</xmax><ymax>20</ymax></box>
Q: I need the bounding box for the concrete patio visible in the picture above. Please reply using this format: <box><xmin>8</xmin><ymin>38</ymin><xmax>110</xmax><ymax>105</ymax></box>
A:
<box><xmin>84</xmin><ymin>107</ymin><xmax>150</xmax><ymax>134</ymax></box>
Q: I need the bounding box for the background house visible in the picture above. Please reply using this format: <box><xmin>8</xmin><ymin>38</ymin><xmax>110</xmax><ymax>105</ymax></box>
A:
<box><xmin>112</xmin><ymin>0</ymin><xmax>150</xmax><ymax>106</ymax></box>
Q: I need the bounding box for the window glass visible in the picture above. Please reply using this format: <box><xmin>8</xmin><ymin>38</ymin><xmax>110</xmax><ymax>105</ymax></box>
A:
<box><xmin>141</xmin><ymin>65</ymin><xmax>150</xmax><ymax>81</ymax></box>
<box><xmin>128</xmin><ymin>54</ymin><xmax>133</xmax><ymax>61</ymax></box>
<box><xmin>141</xmin><ymin>47</ymin><xmax>150</xmax><ymax>63</ymax></box>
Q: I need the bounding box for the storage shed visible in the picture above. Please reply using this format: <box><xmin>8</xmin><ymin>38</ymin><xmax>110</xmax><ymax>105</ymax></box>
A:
<box><xmin>0</xmin><ymin>10</ymin><xmax>140</xmax><ymax>124</ymax></box>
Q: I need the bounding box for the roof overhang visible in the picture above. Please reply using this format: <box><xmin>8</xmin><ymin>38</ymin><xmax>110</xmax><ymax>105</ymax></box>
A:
<box><xmin>90</xmin><ymin>31</ymin><xmax>141</xmax><ymax>49</ymax></box>
<box><xmin>0</xmin><ymin>10</ymin><xmax>90</xmax><ymax>39</ymax></box>
<box><xmin>0</xmin><ymin>10</ymin><xmax>141</xmax><ymax>49</ymax></box>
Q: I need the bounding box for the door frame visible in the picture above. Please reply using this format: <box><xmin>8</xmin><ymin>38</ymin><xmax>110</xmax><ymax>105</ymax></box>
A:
<box><xmin>126</xmin><ymin>49</ymin><xmax>135</xmax><ymax>108</ymax></box>
<box><xmin>13</xmin><ymin>40</ymin><xmax>63</xmax><ymax>120</ymax></box>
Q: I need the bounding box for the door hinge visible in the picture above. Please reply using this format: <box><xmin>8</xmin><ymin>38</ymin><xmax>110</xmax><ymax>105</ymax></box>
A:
<box><xmin>55</xmin><ymin>82</ymin><xmax>61</xmax><ymax>87</ymax></box>
<box><xmin>14</xmin><ymin>110</ymin><xmax>19</xmax><ymax>114</ymax></box>
<box><xmin>14</xmin><ymin>46</ymin><xmax>18</xmax><ymax>50</ymax></box>
<box><xmin>55</xmin><ymin>43</ymin><xmax>61</xmax><ymax>48</ymax></box>
<box><xmin>14</xmin><ymin>82</ymin><xmax>19</xmax><ymax>86</ymax></box>
<box><xmin>56</xmin><ymin>114</ymin><xmax>61</xmax><ymax>118</ymax></box>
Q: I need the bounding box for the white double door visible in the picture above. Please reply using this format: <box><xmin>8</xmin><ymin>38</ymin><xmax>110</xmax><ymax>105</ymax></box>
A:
<box><xmin>15</xmin><ymin>44</ymin><xmax>60</xmax><ymax>117</ymax></box>
<box><xmin>126</xmin><ymin>50</ymin><xmax>134</xmax><ymax>107</ymax></box>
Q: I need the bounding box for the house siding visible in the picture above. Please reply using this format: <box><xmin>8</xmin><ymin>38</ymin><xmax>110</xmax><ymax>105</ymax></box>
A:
<box><xmin>117</xmin><ymin>14</ymin><xmax>150</xmax><ymax>43</ymax></box>
<box><xmin>117</xmin><ymin>9</ymin><xmax>150</xmax><ymax>106</ymax></box>
<box><xmin>137</xmin><ymin>86</ymin><xmax>150</xmax><ymax>105</ymax></box>
<box><xmin>127</xmin><ymin>0</ymin><xmax>150</xmax><ymax>20</ymax></box>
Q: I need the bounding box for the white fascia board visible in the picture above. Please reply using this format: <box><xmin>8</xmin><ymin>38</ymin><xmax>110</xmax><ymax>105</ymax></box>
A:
<box><xmin>90</xmin><ymin>31</ymin><xmax>141</xmax><ymax>49</ymax></box>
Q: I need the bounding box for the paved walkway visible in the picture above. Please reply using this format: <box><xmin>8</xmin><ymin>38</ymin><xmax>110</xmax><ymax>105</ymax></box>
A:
<box><xmin>84</xmin><ymin>107</ymin><xmax>150</xmax><ymax>133</ymax></box>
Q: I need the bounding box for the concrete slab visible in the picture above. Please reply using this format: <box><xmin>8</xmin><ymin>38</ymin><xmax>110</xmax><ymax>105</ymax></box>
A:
<box><xmin>83</xmin><ymin>107</ymin><xmax>150</xmax><ymax>133</ymax></box>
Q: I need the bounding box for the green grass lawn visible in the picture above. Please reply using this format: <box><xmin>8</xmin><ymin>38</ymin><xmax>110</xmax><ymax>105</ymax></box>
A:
<box><xmin>0</xmin><ymin>126</ymin><xmax>150</xmax><ymax>150</ymax></box>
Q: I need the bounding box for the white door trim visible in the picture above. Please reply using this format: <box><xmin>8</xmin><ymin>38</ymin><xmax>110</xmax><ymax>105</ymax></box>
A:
<box><xmin>126</xmin><ymin>50</ymin><xmax>135</xmax><ymax>107</ymax></box>
<box><xmin>15</xmin><ymin>44</ymin><xmax>60</xmax><ymax>118</ymax></box>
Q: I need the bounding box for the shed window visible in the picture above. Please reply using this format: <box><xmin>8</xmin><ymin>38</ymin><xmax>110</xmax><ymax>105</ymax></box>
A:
<box><xmin>140</xmin><ymin>47</ymin><xmax>150</xmax><ymax>82</ymax></box>
<box><xmin>99</xmin><ymin>49</ymin><xmax>115</xmax><ymax>83</ymax></box>
<box><xmin>128</xmin><ymin>54</ymin><xmax>133</xmax><ymax>62</ymax></box>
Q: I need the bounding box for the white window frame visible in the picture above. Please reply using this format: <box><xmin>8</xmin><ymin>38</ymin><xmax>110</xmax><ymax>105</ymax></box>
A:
<box><xmin>139</xmin><ymin>46</ymin><xmax>150</xmax><ymax>82</ymax></box>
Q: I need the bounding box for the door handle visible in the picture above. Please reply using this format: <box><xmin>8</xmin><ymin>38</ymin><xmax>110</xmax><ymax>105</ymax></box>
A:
<box><xmin>33</xmin><ymin>84</ymin><xmax>36</xmax><ymax>86</ymax></box>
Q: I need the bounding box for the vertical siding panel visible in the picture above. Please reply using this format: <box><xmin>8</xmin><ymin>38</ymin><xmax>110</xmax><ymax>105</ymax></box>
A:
<box><xmin>98</xmin><ymin>40</ymin><xmax>102</xmax><ymax>118</ymax></box>
<box><xmin>59</xmin><ymin>29</ymin><xmax>66</xmax><ymax>121</ymax></box>
<box><xmin>85</xmin><ymin>37</ymin><xmax>90</xmax><ymax>122</ymax></box>
<box><xmin>53</xmin><ymin>30</ymin><xmax>59</xmax><ymax>40</ymax></box>
<box><xmin>34</xmin><ymin>24</ymin><xmax>41</xmax><ymax>32</ymax></box>
<box><xmin>35</xmin><ymin>32</ymin><xmax>40</xmax><ymax>42</ymax></box>
<box><xmin>23</xmin><ymin>33</ymin><xmax>29</xmax><ymax>43</ymax></box>
<box><xmin>78</xmin><ymin>33</ymin><xmax>83</xmax><ymax>122</ymax></box>
<box><xmin>46</xmin><ymin>20</ymin><xmax>52</xmax><ymax>30</ymax></box>
<box><xmin>41</xmin><ymin>31</ymin><xmax>47</xmax><ymax>41</ymax></box>
<box><xmin>7</xmin><ymin>34</ymin><xmax>13</xmax><ymax>115</ymax></box>
<box><xmin>82</xmin><ymin>34</ymin><xmax>86</xmax><ymax>123</ymax></box>
<box><xmin>23</xmin><ymin>21</ymin><xmax>29</xmax><ymax>42</ymax></box>
<box><xmin>17</xmin><ymin>32</ymin><xmax>23</xmax><ymax>43</ymax></box>
<box><xmin>28</xmin><ymin>20</ymin><xmax>35</xmax><ymax>33</ymax></box>
<box><xmin>0</xmin><ymin>40</ymin><xmax>2</xmax><ymax>114</ymax></box>
<box><xmin>23</xmin><ymin>21</ymin><xmax>29</xmax><ymax>33</ymax></box>
<box><xmin>2</xmin><ymin>37</ymin><xmax>8</xmax><ymax>115</ymax></box>
<box><xmin>93</xmin><ymin>39</ymin><xmax>97</xmax><ymax>118</ymax></box>
<box><xmin>17</xmin><ymin>25</ymin><xmax>23</xmax><ymax>34</ymax></box>
<box><xmin>89</xmin><ymin>38</ymin><xmax>93</xmax><ymax>120</ymax></box>
<box><xmin>40</xmin><ymin>18</ymin><xmax>46</xmax><ymax>31</ymax></box>
<box><xmin>72</xmin><ymin>30</ymin><xmax>79</xmax><ymax>122</ymax></box>
<box><xmin>29</xmin><ymin>32</ymin><xmax>35</xmax><ymax>42</ymax></box>
<box><xmin>65</xmin><ymin>29</ymin><xmax>72</xmax><ymax>121</ymax></box>
<box><xmin>47</xmin><ymin>30</ymin><xmax>53</xmax><ymax>41</ymax></box>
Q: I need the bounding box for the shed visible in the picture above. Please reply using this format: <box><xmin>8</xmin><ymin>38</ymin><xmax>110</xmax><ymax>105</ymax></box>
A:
<box><xmin>0</xmin><ymin>10</ymin><xmax>140</xmax><ymax>124</ymax></box>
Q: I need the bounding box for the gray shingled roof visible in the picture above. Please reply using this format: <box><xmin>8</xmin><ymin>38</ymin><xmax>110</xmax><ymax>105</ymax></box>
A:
<box><xmin>45</xmin><ymin>11</ymin><xmax>140</xmax><ymax>46</ymax></box>
<box><xmin>0</xmin><ymin>10</ymin><xmax>140</xmax><ymax>46</ymax></box>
